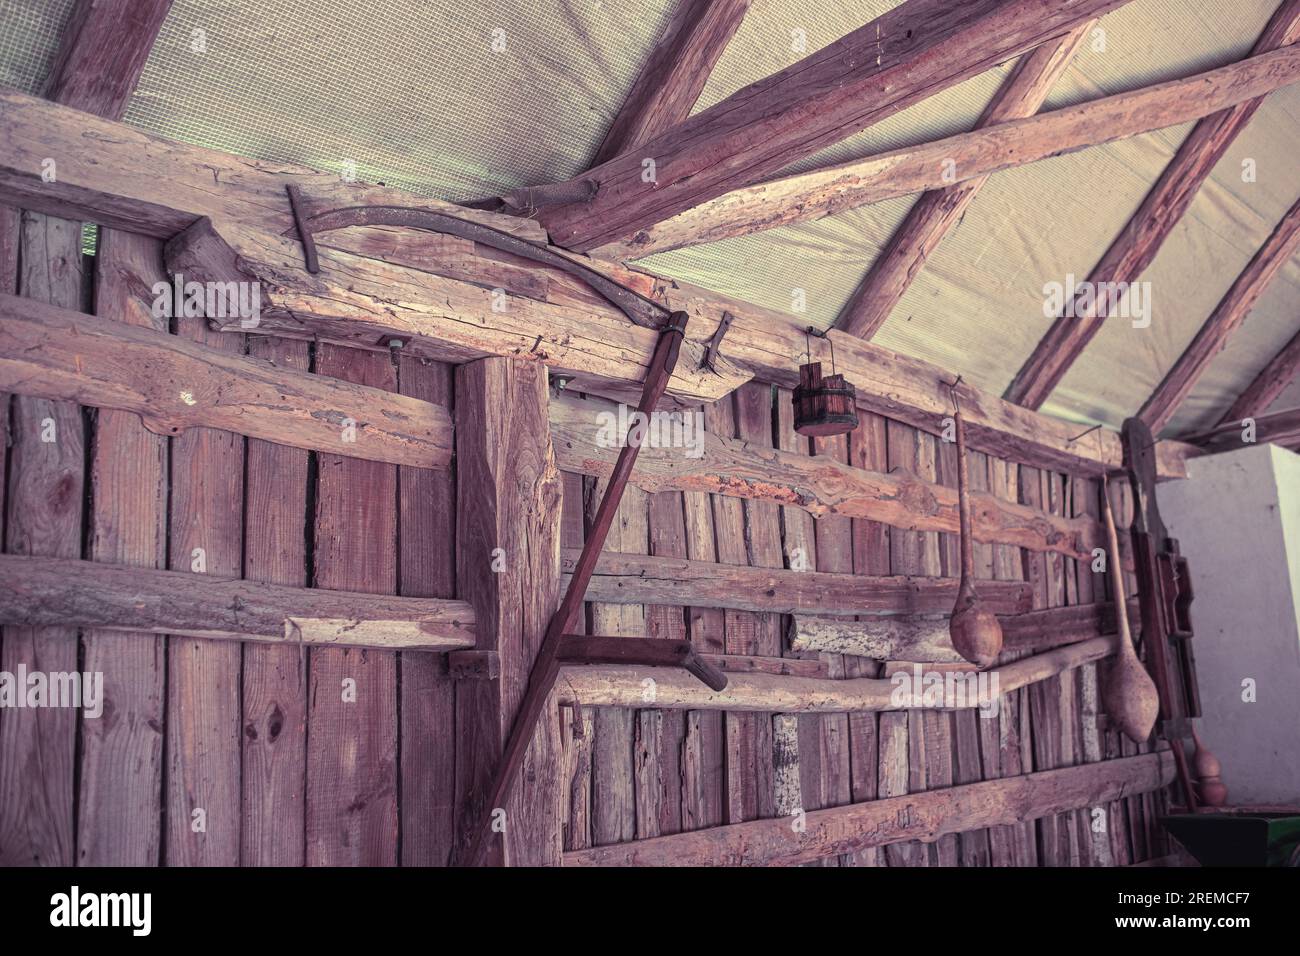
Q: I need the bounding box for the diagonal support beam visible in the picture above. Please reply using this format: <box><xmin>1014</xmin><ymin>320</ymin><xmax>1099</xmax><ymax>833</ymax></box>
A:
<box><xmin>1138</xmin><ymin>194</ymin><xmax>1300</xmax><ymax>434</ymax></box>
<box><xmin>837</xmin><ymin>22</ymin><xmax>1094</xmax><ymax>340</ymax></box>
<box><xmin>1005</xmin><ymin>0</ymin><xmax>1300</xmax><ymax>409</ymax></box>
<box><xmin>1218</xmin><ymin>326</ymin><xmax>1300</xmax><ymax>425</ymax></box>
<box><xmin>537</xmin><ymin>0</ymin><xmax>1132</xmax><ymax>252</ymax></box>
<box><xmin>579</xmin><ymin>43</ymin><xmax>1300</xmax><ymax>260</ymax></box>
<box><xmin>590</xmin><ymin>0</ymin><xmax>750</xmax><ymax>166</ymax></box>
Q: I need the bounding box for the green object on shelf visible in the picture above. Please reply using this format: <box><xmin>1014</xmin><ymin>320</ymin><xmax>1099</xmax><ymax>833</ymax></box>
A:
<box><xmin>1161</xmin><ymin>810</ymin><xmax>1300</xmax><ymax>867</ymax></box>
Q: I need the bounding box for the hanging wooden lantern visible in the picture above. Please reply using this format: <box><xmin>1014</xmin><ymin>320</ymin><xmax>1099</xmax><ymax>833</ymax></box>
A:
<box><xmin>792</xmin><ymin>329</ymin><xmax>858</xmax><ymax>437</ymax></box>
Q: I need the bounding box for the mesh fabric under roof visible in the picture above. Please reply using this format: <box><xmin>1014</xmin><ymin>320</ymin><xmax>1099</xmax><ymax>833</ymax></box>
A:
<box><xmin>3</xmin><ymin>0</ymin><xmax>1298</xmax><ymax>437</ymax></box>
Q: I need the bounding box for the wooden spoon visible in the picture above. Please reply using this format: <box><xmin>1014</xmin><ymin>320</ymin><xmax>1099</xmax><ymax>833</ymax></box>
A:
<box><xmin>1101</xmin><ymin>475</ymin><xmax>1159</xmax><ymax>743</ymax></box>
<box><xmin>1191</xmin><ymin>725</ymin><xmax>1228</xmax><ymax>808</ymax></box>
<box><xmin>948</xmin><ymin>405</ymin><xmax>1003</xmax><ymax>668</ymax></box>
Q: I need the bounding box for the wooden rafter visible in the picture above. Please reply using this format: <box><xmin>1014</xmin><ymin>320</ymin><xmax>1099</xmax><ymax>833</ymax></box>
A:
<box><xmin>1138</xmin><ymin>194</ymin><xmax>1300</xmax><ymax>434</ymax></box>
<box><xmin>1218</xmin><ymin>326</ymin><xmax>1300</xmax><ymax>424</ymax></box>
<box><xmin>0</xmin><ymin>88</ymin><xmax>1194</xmax><ymax>479</ymax></box>
<box><xmin>563</xmin><ymin>750</ymin><xmax>1173</xmax><ymax>866</ymax></box>
<box><xmin>579</xmin><ymin>43</ymin><xmax>1300</xmax><ymax>260</ymax></box>
<box><xmin>45</xmin><ymin>0</ymin><xmax>173</xmax><ymax>119</ymax></box>
<box><xmin>1183</xmin><ymin>406</ymin><xmax>1300</xmax><ymax>452</ymax></box>
<box><xmin>1005</xmin><ymin>0</ymin><xmax>1300</xmax><ymax>409</ymax></box>
<box><xmin>590</xmin><ymin>0</ymin><xmax>750</xmax><ymax>166</ymax></box>
<box><xmin>536</xmin><ymin>0</ymin><xmax>1132</xmax><ymax>252</ymax></box>
<box><xmin>837</xmin><ymin>23</ymin><xmax>1094</xmax><ymax>339</ymax></box>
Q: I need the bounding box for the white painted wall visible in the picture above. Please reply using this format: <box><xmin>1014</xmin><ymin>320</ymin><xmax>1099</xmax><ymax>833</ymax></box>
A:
<box><xmin>1160</xmin><ymin>444</ymin><xmax>1300</xmax><ymax>805</ymax></box>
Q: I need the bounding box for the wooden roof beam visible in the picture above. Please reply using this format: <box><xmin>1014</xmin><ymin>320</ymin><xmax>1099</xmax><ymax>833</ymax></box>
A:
<box><xmin>1218</xmin><ymin>326</ymin><xmax>1300</xmax><ymax>425</ymax></box>
<box><xmin>578</xmin><ymin>42</ymin><xmax>1300</xmax><ymax>260</ymax></box>
<box><xmin>0</xmin><ymin>89</ymin><xmax>1194</xmax><ymax>479</ymax></box>
<box><xmin>1138</xmin><ymin>194</ymin><xmax>1300</xmax><ymax>434</ymax></box>
<box><xmin>1005</xmin><ymin>0</ymin><xmax>1300</xmax><ymax>409</ymax></box>
<box><xmin>537</xmin><ymin>0</ymin><xmax>1133</xmax><ymax>252</ymax></box>
<box><xmin>837</xmin><ymin>22</ymin><xmax>1094</xmax><ymax>340</ymax></box>
<box><xmin>590</xmin><ymin>0</ymin><xmax>750</xmax><ymax>166</ymax></box>
<box><xmin>45</xmin><ymin>0</ymin><xmax>173</xmax><ymax>119</ymax></box>
<box><xmin>1183</xmin><ymin>406</ymin><xmax>1300</xmax><ymax>452</ymax></box>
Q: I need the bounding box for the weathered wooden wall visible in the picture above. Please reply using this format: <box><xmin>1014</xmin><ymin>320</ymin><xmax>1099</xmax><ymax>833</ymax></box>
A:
<box><xmin>0</xmin><ymin>231</ymin><xmax>1167</xmax><ymax>864</ymax></box>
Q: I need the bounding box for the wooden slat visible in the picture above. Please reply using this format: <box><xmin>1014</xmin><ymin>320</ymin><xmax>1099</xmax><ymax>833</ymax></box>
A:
<box><xmin>553</xmin><ymin>393</ymin><xmax>1106</xmax><ymax>559</ymax></box>
<box><xmin>1219</xmin><ymin>327</ymin><xmax>1300</xmax><ymax>425</ymax></box>
<box><xmin>564</xmin><ymin>750</ymin><xmax>1174</xmax><ymax>866</ymax></box>
<box><xmin>397</xmin><ymin>356</ymin><xmax>458</xmax><ymax>865</ymax></box>
<box><xmin>590</xmin><ymin>0</ymin><xmax>750</xmax><ymax>165</ymax></box>
<box><xmin>836</xmin><ymin>23</ymin><xmax>1093</xmax><ymax>339</ymax></box>
<box><xmin>1005</xmin><ymin>0</ymin><xmax>1300</xmax><ymax>409</ymax></box>
<box><xmin>537</xmin><ymin>0</ymin><xmax>1132</xmax><ymax>252</ymax></box>
<box><xmin>0</xmin><ymin>554</ymin><xmax>473</xmax><ymax>647</ymax></box>
<box><xmin>0</xmin><ymin>91</ymin><xmax>1194</xmax><ymax>480</ymax></box>
<box><xmin>0</xmin><ymin>292</ymin><xmax>453</xmax><ymax>469</ymax></box>
<box><xmin>240</xmin><ymin>336</ymin><xmax>310</xmax><ymax>866</ymax></box>
<box><xmin>0</xmin><ymin>212</ymin><xmax>85</xmax><ymax>867</ymax></box>
<box><xmin>1139</xmin><ymin>195</ymin><xmax>1300</xmax><ymax>434</ymax></box>
<box><xmin>165</xmin><ymin>312</ymin><xmax>243</xmax><ymax>866</ymax></box>
<box><xmin>450</xmin><ymin>358</ymin><xmax>562</xmax><ymax>866</ymax></box>
<box><xmin>564</xmin><ymin>547</ymin><xmax>1030</xmax><ymax>616</ymax></box>
<box><xmin>77</xmin><ymin>231</ymin><xmax>167</xmax><ymax>866</ymax></box>
<box><xmin>587</xmin><ymin>44</ymin><xmax>1300</xmax><ymax>260</ymax></box>
<box><xmin>307</xmin><ymin>346</ymin><xmax>399</xmax><ymax>866</ymax></box>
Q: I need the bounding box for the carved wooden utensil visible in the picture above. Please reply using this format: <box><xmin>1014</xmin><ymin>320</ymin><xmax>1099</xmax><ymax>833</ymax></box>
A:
<box><xmin>1191</xmin><ymin>726</ymin><xmax>1228</xmax><ymax>808</ymax></box>
<box><xmin>949</xmin><ymin>404</ymin><xmax>1003</xmax><ymax>668</ymax></box>
<box><xmin>1101</xmin><ymin>476</ymin><xmax>1159</xmax><ymax>742</ymax></box>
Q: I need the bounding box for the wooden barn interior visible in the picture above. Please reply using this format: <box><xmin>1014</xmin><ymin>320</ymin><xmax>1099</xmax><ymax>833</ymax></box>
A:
<box><xmin>1</xmin><ymin>0</ymin><xmax>1299</xmax><ymax>869</ymax></box>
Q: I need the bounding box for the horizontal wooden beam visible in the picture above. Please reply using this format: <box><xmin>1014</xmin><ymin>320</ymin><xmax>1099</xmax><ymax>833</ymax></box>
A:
<box><xmin>553</xmin><ymin>393</ymin><xmax>1105</xmax><ymax>559</ymax></box>
<box><xmin>790</xmin><ymin>601</ymin><xmax>1139</xmax><ymax>662</ymax></box>
<box><xmin>562</xmin><ymin>547</ymin><xmax>1032</xmax><ymax>617</ymax></box>
<box><xmin>591</xmin><ymin>44</ymin><xmax>1300</xmax><ymax>259</ymax></box>
<box><xmin>0</xmin><ymin>88</ymin><xmax>1192</xmax><ymax>478</ymax></box>
<box><xmin>1005</xmin><ymin>0</ymin><xmax>1300</xmax><ymax>409</ymax></box>
<box><xmin>1139</xmin><ymin>194</ymin><xmax>1300</xmax><ymax>434</ymax></box>
<box><xmin>1219</xmin><ymin>327</ymin><xmax>1300</xmax><ymax>425</ymax></box>
<box><xmin>564</xmin><ymin>749</ymin><xmax>1173</xmax><ymax>865</ymax></box>
<box><xmin>836</xmin><ymin>22</ymin><xmax>1094</xmax><ymax>340</ymax></box>
<box><xmin>1182</xmin><ymin>407</ymin><xmax>1300</xmax><ymax>452</ymax></box>
<box><xmin>556</xmin><ymin>634</ymin><xmax>1117</xmax><ymax>712</ymax></box>
<box><xmin>589</xmin><ymin>0</ymin><xmax>751</xmax><ymax>166</ymax></box>
<box><xmin>0</xmin><ymin>291</ymin><xmax>452</xmax><ymax>469</ymax></box>
<box><xmin>537</xmin><ymin>0</ymin><xmax>1131</xmax><ymax>252</ymax></box>
<box><xmin>0</xmin><ymin>554</ymin><xmax>475</xmax><ymax>650</ymax></box>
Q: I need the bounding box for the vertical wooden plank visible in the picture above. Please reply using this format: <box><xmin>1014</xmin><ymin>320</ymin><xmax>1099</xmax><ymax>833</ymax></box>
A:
<box><xmin>396</xmin><ymin>356</ymin><xmax>457</xmax><ymax>865</ymax></box>
<box><xmin>78</xmin><ymin>231</ymin><xmax>167</xmax><ymax>866</ymax></box>
<box><xmin>560</xmin><ymin>472</ymin><xmax>593</xmax><ymax>851</ymax></box>
<box><xmin>589</xmin><ymin>483</ymin><xmax>646</xmax><ymax>847</ymax></box>
<box><xmin>1073</xmin><ymin>474</ymin><xmax>1115</xmax><ymax>867</ymax></box>
<box><xmin>166</xmin><ymin>313</ymin><xmax>243</xmax><ymax>865</ymax></box>
<box><xmin>882</xmin><ymin>420</ymin><xmax>928</xmax><ymax>867</ymax></box>
<box><xmin>0</xmin><ymin>213</ymin><xmax>84</xmax><ymax>867</ymax></box>
<box><xmin>989</xmin><ymin>456</ymin><xmax>1035</xmax><ymax>866</ymax></box>
<box><xmin>307</xmin><ymin>346</ymin><xmax>398</xmax><ymax>866</ymax></box>
<box><xmin>639</xmin><ymin>490</ymin><xmax>689</xmax><ymax>838</ymax></box>
<box><xmin>451</xmin><ymin>357</ymin><xmax>561</xmax><ymax>866</ymax></box>
<box><xmin>239</xmin><ymin>337</ymin><xmax>310</xmax><ymax>866</ymax></box>
<box><xmin>681</xmin><ymin>474</ymin><xmax>725</xmax><ymax>832</ymax></box>
<box><xmin>846</xmin><ymin>410</ymin><xmax>888</xmax><ymax>866</ymax></box>
<box><xmin>1052</xmin><ymin>473</ymin><xmax>1084</xmax><ymax>867</ymax></box>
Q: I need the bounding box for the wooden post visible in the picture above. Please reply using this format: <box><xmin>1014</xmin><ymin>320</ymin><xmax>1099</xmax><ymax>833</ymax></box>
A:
<box><xmin>452</xmin><ymin>358</ymin><xmax>562</xmax><ymax>866</ymax></box>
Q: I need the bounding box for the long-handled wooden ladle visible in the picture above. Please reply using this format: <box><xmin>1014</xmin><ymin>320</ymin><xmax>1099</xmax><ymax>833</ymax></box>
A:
<box><xmin>1101</xmin><ymin>475</ymin><xmax>1159</xmax><ymax>742</ymax></box>
<box><xmin>948</xmin><ymin>399</ymin><xmax>1003</xmax><ymax>668</ymax></box>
